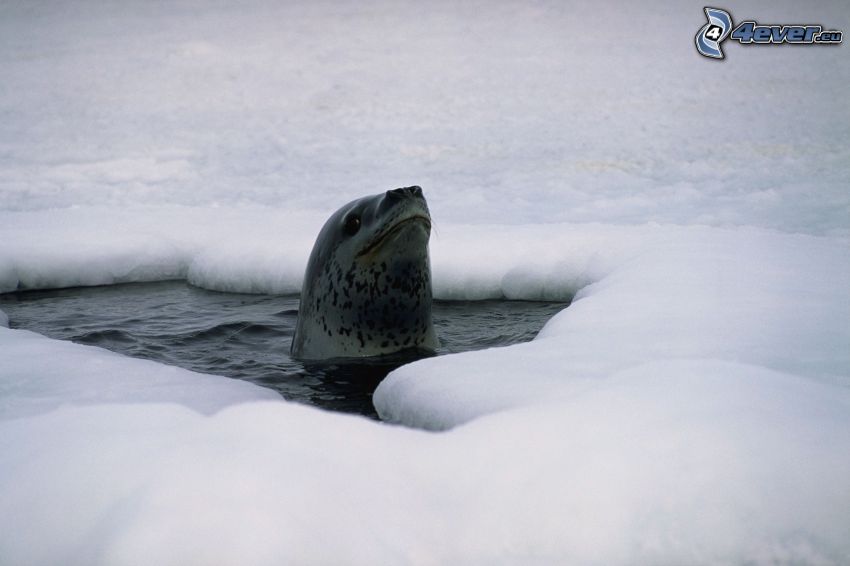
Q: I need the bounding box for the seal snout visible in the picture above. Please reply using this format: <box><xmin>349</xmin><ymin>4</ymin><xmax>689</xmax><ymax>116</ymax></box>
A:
<box><xmin>386</xmin><ymin>186</ymin><xmax>423</xmax><ymax>200</ymax></box>
<box><xmin>379</xmin><ymin>186</ymin><xmax>428</xmax><ymax>217</ymax></box>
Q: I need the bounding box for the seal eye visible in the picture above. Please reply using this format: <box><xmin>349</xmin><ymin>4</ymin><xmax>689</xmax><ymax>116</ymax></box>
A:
<box><xmin>343</xmin><ymin>215</ymin><xmax>361</xmax><ymax>236</ymax></box>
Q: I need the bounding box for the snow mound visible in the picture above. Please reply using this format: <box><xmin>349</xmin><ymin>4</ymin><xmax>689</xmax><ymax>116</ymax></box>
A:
<box><xmin>0</xmin><ymin>206</ymin><xmax>320</xmax><ymax>295</ymax></box>
<box><xmin>376</xmin><ymin>227</ymin><xmax>850</xmax><ymax>429</ymax></box>
<box><xmin>0</xmin><ymin>326</ymin><xmax>278</xmax><ymax>421</ymax></box>
<box><xmin>2</xmin><ymin>361</ymin><xmax>849</xmax><ymax>565</ymax></box>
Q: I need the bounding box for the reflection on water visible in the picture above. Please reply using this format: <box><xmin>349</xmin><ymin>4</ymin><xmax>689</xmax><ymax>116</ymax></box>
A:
<box><xmin>0</xmin><ymin>281</ymin><xmax>568</xmax><ymax>418</ymax></box>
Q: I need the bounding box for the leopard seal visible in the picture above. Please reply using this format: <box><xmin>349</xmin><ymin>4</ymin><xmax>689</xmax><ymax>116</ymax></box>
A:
<box><xmin>291</xmin><ymin>186</ymin><xmax>439</xmax><ymax>360</ymax></box>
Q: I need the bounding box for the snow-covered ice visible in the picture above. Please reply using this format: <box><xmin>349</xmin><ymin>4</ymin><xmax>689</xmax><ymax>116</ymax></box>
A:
<box><xmin>378</xmin><ymin>226</ymin><xmax>850</xmax><ymax>429</ymax></box>
<box><xmin>1</xmin><ymin>0</ymin><xmax>849</xmax><ymax>564</ymax></box>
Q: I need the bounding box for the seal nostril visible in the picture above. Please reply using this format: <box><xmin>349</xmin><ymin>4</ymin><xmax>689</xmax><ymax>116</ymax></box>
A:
<box><xmin>387</xmin><ymin>186</ymin><xmax>423</xmax><ymax>199</ymax></box>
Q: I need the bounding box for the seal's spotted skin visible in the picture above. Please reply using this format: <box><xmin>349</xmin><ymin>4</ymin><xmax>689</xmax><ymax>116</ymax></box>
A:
<box><xmin>291</xmin><ymin>186</ymin><xmax>439</xmax><ymax>360</ymax></box>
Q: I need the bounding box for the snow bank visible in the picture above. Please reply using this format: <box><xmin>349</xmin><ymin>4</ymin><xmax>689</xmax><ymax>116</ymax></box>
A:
<box><xmin>0</xmin><ymin>206</ymin><xmax>642</xmax><ymax>299</ymax></box>
<box><xmin>2</xmin><ymin>360</ymin><xmax>849</xmax><ymax>565</ymax></box>
<box><xmin>376</xmin><ymin>227</ymin><xmax>850</xmax><ymax>429</ymax></box>
<box><xmin>0</xmin><ymin>206</ymin><xmax>320</xmax><ymax>295</ymax></box>
<box><xmin>0</xmin><ymin>326</ymin><xmax>278</xmax><ymax>420</ymax></box>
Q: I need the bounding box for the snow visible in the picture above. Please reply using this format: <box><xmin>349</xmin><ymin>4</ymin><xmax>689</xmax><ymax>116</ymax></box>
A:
<box><xmin>0</xmin><ymin>326</ymin><xmax>279</xmax><ymax>421</ymax></box>
<box><xmin>3</xmin><ymin>362</ymin><xmax>850</xmax><ymax>565</ymax></box>
<box><xmin>376</xmin><ymin>227</ymin><xmax>850</xmax><ymax>429</ymax></box>
<box><xmin>2</xmin><ymin>0</ymin><xmax>850</xmax><ymax>563</ymax></box>
<box><xmin>0</xmin><ymin>205</ymin><xmax>320</xmax><ymax>294</ymax></box>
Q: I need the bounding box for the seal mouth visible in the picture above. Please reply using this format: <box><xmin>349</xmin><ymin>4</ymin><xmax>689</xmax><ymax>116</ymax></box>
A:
<box><xmin>357</xmin><ymin>215</ymin><xmax>431</xmax><ymax>257</ymax></box>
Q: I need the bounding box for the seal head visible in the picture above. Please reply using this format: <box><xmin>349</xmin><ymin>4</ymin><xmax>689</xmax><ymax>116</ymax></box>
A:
<box><xmin>291</xmin><ymin>186</ymin><xmax>439</xmax><ymax>360</ymax></box>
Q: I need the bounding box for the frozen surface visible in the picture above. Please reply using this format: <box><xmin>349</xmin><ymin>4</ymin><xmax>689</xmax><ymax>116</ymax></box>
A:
<box><xmin>3</xmin><ymin>364</ymin><xmax>850</xmax><ymax>565</ymax></box>
<box><xmin>0</xmin><ymin>326</ymin><xmax>280</xmax><ymax>421</ymax></box>
<box><xmin>2</xmin><ymin>0</ymin><xmax>850</xmax><ymax>563</ymax></box>
<box><xmin>376</xmin><ymin>227</ymin><xmax>850</xmax><ymax>429</ymax></box>
<box><xmin>1</xmin><ymin>1</ymin><xmax>848</xmax><ymax>235</ymax></box>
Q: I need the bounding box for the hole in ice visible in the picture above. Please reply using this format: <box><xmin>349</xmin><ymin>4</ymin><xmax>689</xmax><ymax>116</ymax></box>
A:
<box><xmin>0</xmin><ymin>281</ymin><xmax>569</xmax><ymax>418</ymax></box>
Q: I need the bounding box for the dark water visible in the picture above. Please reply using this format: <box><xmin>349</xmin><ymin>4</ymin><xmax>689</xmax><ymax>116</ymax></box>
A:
<box><xmin>0</xmin><ymin>282</ymin><xmax>567</xmax><ymax>418</ymax></box>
